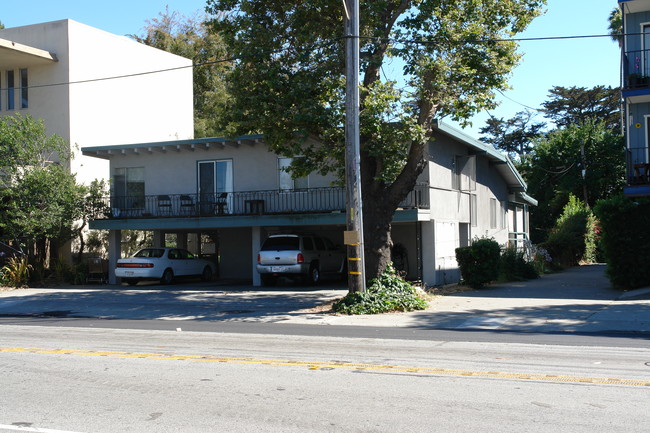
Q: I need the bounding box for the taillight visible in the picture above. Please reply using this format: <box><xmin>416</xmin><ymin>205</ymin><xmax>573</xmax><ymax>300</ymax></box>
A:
<box><xmin>257</xmin><ymin>254</ymin><xmax>261</xmax><ymax>264</ymax></box>
<box><xmin>117</xmin><ymin>263</ymin><xmax>154</xmax><ymax>268</ymax></box>
<box><xmin>297</xmin><ymin>253</ymin><xmax>304</xmax><ymax>264</ymax></box>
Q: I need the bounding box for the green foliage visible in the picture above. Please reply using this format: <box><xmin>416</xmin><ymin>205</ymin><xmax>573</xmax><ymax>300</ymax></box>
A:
<box><xmin>498</xmin><ymin>247</ymin><xmax>539</xmax><ymax>282</ymax></box>
<box><xmin>594</xmin><ymin>195</ymin><xmax>650</xmax><ymax>289</ymax></box>
<box><xmin>520</xmin><ymin>120</ymin><xmax>625</xmax><ymax>242</ymax></box>
<box><xmin>332</xmin><ymin>265</ymin><xmax>428</xmax><ymax>315</ymax></box>
<box><xmin>455</xmin><ymin>238</ymin><xmax>501</xmax><ymax>289</ymax></box>
<box><xmin>479</xmin><ymin>109</ymin><xmax>545</xmax><ymax>158</ymax></box>
<box><xmin>207</xmin><ymin>0</ymin><xmax>546</xmax><ymax>280</ymax></box>
<box><xmin>131</xmin><ymin>8</ymin><xmax>232</xmax><ymax>138</ymax></box>
<box><xmin>541</xmin><ymin>195</ymin><xmax>589</xmax><ymax>268</ymax></box>
<box><xmin>583</xmin><ymin>213</ymin><xmax>604</xmax><ymax>264</ymax></box>
<box><xmin>541</xmin><ymin>86</ymin><xmax>621</xmax><ymax>133</ymax></box>
<box><xmin>608</xmin><ymin>8</ymin><xmax>622</xmax><ymax>46</ymax></box>
<box><xmin>0</xmin><ymin>256</ymin><xmax>32</xmax><ymax>288</ymax></box>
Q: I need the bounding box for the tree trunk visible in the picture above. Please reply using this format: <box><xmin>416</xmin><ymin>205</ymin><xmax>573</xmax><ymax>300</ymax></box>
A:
<box><xmin>362</xmin><ymin>198</ymin><xmax>395</xmax><ymax>282</ymax></box>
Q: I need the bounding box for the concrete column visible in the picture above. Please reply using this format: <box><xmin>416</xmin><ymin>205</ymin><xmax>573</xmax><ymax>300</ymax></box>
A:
<box><xmin>108</xmin><ymin>229</ymin><xmax>122</xmax><ymax>285</ymax></box>
<box><xmin>153</xmin><ymin>231</ymin><xmax>164</xmax><ymax>248</ymax></box>
<box><xmin>177</xmin><ymin>232</ymin><xmax>188</xmax><ymax>249</ymax></box>
<box><xmin>420</xmin><ymin>221</ymin><xmax>436</xmax><ymax>287</ymax></box>
<box><xmin>251</xmin><ymin>226</ymin><xmax>261</xmax><ymax>286</ymax></box>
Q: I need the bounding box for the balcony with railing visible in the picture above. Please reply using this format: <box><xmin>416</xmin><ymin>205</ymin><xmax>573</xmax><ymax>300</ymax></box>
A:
<box><xmin>624</xmin><ymin>49</ymin><xmax>650</xmax><ymax>90</ymax></box>
<box><xmin>97</xmin><ymin>185</ymin><xmax>430</xmax><ymax>220</ymax></box>
<box><xmin>625</xmin><ymin>146</ymin><xmax>650</xmax><ymax>196</ymax></box>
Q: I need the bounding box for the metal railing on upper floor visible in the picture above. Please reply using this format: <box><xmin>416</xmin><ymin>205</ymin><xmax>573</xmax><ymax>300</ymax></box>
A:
<box><xmin>97</xmin><ymin>184</ymin><xmax>430</xmax><ymax>219</ymax></box>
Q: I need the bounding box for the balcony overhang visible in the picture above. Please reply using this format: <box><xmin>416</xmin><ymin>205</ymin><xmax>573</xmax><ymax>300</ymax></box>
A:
<box><xmin>81</xmin><ymin>135</ymin><xmax>265</xmax><ymax>160</ymax></box>
<box><xmin>620</xmin><ymin>0</ymin><xmax>650</xmax><ymax>14</ymax></box>
<box><xmin>0</xmin><ymin>38</ymin><xmax>58</xmax><ymax>66</ymax></box>
<box><xmin>623</xmin><ymin>87</ymin><xmax>650</xmax><ymax>104</ymax></box>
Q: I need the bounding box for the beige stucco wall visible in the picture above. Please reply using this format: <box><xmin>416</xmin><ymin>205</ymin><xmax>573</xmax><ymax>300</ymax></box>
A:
<box><xmin>0</xmin><ymin>19</ymin><xmax>193</xmax><ymax>186</ymax></box>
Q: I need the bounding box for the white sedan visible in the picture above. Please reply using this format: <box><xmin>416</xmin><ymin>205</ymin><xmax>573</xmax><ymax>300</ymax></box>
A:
<box><xmin>116</xmin><ymin>248</ymin><xmax>216</xmax><ymax>285</ymax></box>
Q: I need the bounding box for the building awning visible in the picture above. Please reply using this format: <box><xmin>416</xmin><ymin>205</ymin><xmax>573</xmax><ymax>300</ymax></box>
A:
<box><xmin>0</xmin><ymin>37</ymin><xmax>58</xmax><ymax>66</ymax></box>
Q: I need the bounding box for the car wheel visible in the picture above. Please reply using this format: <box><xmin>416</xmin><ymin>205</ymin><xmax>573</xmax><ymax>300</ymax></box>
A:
<box><xmin>161</xmin><ymin>269</ymin><xmax>174</xmax><ymax>285</ymax></box>
<box><xmin>308</xmin><ymin>265</ymin><xmax>320</xmax><ymax>285</ymax></box>
<box><xmin>125</xmin><ymin>279</ymin><xmax>138</xmax><ymax>286</ymax></box>
<box><xmin>261</xmin><ymin>274</ymin><xmax>277</xmax><ymax>286</ymax></box>
<box><xmin>201</xmin><ymin>266</ymin><xmax>213</xmax><ymax>282</ymax></box>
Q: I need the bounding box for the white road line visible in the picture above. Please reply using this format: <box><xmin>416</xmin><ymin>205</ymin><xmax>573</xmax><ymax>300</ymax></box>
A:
<box><xmin>0</xmin><ymin>424</ymin><xmax>87</xmax><ymax>433</ymax></box>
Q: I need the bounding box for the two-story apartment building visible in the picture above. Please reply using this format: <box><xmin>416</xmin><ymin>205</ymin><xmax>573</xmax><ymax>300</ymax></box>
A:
<box><xmin>0</xmin><ymin>19</ymin><xmax>193</xmax><ymax>186</ymax></box>
<box><xmin>82</xmin><ymin>121</ymin><xmax>535</xmax><ymax>287</ymax></box>
<box><xmin>620</xmin><ymin>0</ymin><xmax>650</xmax><ymax>196</ymax></box>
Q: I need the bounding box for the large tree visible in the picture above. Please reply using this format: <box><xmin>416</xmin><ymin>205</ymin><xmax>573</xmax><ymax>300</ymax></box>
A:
<box><xmin>519</xmin><ymin>120</ymin><xmax>625</xmax><ymax>242</ymax></box>
<box><xmin>479</xmin><ymin>109</ymin><xmax>545</xmax><ymax>158</ymax></box>
<box><xmin>541</xmin><ymin>85</ymin><xmax>621</xmax><ymax>132</ymax></box>
<box><xmin>207</xmin><ymin>0</ymin><xmax>546</xmax><ymax>282</ymax></box>
<box><xmin>0</xmin><ymin>114</ymin><xmax>105</xmax><ymax>263</ymax></box>
<box><xmin>131</xmin><ymin>8</ymin><xmax>232</xmax><ymax>138</ymax></box>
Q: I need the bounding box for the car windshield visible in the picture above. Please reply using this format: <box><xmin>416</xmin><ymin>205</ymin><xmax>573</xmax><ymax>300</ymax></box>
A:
<box><xmin>261</xmin><ymin>237</ymin><xmax>299</xmax><ymax>251</ymax></box>
<box><xmin>134</xmin><ymin>248</ymin><xmax>165</xmax><ymax>258</ymax></box>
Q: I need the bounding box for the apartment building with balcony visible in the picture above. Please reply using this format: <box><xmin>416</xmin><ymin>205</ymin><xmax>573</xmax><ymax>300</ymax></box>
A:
<box><xmin>621</xmin><ymin>0</ymin><xmax>650</xmax><ymax>195</ymax></box>
<box><xmin>82</xmin><ymin>121</ymin><xmax>536</xmax><ymax>286</ymax></box>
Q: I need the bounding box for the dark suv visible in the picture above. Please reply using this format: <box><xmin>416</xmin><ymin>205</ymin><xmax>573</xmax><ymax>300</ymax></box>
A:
<box><xmin>256</xmin><ymin>234</ymin><xmax>345</xmax><ymax>285</ymax></box>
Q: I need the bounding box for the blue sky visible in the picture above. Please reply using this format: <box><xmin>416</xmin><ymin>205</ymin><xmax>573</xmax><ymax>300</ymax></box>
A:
<box><xmin>2</xmin><ymin>0</ymin><xmax>620</xmax><ymax>137</ymax></box>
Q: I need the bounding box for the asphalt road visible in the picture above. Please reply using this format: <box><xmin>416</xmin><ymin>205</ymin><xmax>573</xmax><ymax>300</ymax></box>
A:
<box><xmin>1</xmin><ymin>325</ymin><xmax>649</xmax><ymax>433</ymax></box>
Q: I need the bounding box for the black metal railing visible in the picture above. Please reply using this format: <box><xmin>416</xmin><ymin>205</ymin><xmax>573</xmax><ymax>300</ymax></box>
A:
<box><xmin>99</xmin><ymin>185</ymin><xmax>430</xmax><ymax>219</ymax></box>
<box><xmin>627</xmin><ymin>146</ymin><xmax>650</xmax><ymax>185</ymax></box>
<box><xmin>624</xmin><ymin>49</ymin><xmax>650</xmax><ymax>89</ymax></box>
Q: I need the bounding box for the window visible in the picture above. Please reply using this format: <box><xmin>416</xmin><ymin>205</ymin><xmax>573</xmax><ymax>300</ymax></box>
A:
<box><xmin>20</xmin><ymin>69</ymin><xmax>28</xmax><ymax>109</ymax></box>
<box><xmin>278</xmin><ymin>157</ymin><xmax>308</xmax><ymax>190</ymax></box>
<box><xmin>452</xmin><ymin>155</ymin><xmax>476</xmax><ymax>191</ymax></box>
<box><xmin>113</xmin><ymin>167</ymin><xmax>145</xmax><ymax>209</ymax></box>
<box><xmin>490</xmin><ymin>198</ymin><xmax>497</xmax><ymax>229</ymax></box>
<box><xmin>6</xmin><ymin>70</ymin><xmax>15</xmax><ymax>110</ymax></box>
<box><xmin>470</xmin><ymin>194</ymin><xmax>477</xmax><ymax>227</ymax></box>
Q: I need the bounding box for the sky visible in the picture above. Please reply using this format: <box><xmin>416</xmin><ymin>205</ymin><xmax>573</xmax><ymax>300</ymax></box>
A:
<box><xmin>1</xmin><ymin>0</ymin><xmax>621</xmax><ymax>138</ymax></box>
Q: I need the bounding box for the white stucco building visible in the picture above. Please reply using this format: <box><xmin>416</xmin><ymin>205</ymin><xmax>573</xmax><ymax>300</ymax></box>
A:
<box><xmin>0</xmin><ymin>19</ymin><xmax>193</xmax><ymax>186</ymax></box>
<box><xmin>82</xmin><ymin>121</ymin><xmax>536</xmax><ymax>287</ymax></box>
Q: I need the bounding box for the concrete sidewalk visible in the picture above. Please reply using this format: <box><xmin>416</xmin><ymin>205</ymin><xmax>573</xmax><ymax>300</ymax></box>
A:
<box><xmin>1</xmin><ymin>265</ymin><xmax>649</xmax><ymax>334</ymax></box>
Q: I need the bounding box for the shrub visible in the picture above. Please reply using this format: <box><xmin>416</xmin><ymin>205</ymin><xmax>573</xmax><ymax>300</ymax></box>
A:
<box><xmin>332</xmin><ymin>264</ymin><xmax>428</xmax><ymax>315</ymax></box>
<box><xmin>0</xmin><ymin>256</ymin><xmax>33</xmax><ymax>288</ymax></box>
<box><xmin>583</xmin><ymin>213</ymin><xmax>604</xmax><ymax>263</ymax></box>
<box><xmin>541</xmin><ymin>195</ymin><xmax>589</xmax><ymax>268</ymax></box>
<box><xmin>499</xmin><ymin>247</ymin><xmax>539</xmax><ymax>282</ymax></box>
<box><xmin>455</xmin><ymin>237</ymin><xmax>501</xmax><ymax>289</ymax></box>
<box><xmin>594</xmin><ymin>195</ymin><xmax>650</xmax><ymax>289</ymax></box>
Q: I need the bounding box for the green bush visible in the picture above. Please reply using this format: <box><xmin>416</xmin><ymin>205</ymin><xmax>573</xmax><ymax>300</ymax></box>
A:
<box><xmin>594</xmin><ymin>195</ymin><xmax>650</xmax><ymax>289</ymax></box>
<box><xmin>541</xmin><ymin>195</ymin><xmax>589</xmax><ymax>268</ymax></box>
<box><xmin>332</xmin><ymin>264</ymin><xmax>428</xmax><ymax>315</ymax></box>
<box><xmin>455</xmin><ymin>237</ymin><xmax>501</xmax><ymax>289</ymax></box>
<box><xmin>498</xmin><ymin>247</ymin><xmax>539</xmax><ymax>282</ymax></box>
<box><xmin>583</xmin><ymin>213</ymin><xmax>604</xmax><ymax>263</ymax></box>
<box><xmin>0</xmin><ymin>256</ymin><xmax>33</xmax><ymax>288</ymax></box>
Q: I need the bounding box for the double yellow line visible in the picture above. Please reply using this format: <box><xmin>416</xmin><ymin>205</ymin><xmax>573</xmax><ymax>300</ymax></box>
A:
<box><xmin>2</xmin><ymin>346</ymin><xmax>649</xmax><ymax>387</ymax></box>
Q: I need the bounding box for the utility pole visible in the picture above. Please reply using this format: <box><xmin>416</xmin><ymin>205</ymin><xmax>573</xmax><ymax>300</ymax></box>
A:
<box><xmin>343</xmin><ymin>0</ymin><xmax>366</xmax><ymax>292</ymax></box>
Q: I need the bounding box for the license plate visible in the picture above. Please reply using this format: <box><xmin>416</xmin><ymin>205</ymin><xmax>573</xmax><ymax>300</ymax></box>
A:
<box><xmin>271</xmin><ymin>266</ymin><xmax>286</xmax><ymax>273</ymax></box>
<box><xmin>124</xmin><ymin>271</ymin><xmax>134</xmax><ymax>276</ymax></box>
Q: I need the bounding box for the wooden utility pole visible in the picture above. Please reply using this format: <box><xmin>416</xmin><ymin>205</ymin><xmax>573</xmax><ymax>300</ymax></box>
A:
<box><xmin>343</xmin><ymin>0</ymin><xmax>366</xmax><ymax>292</ymax></box>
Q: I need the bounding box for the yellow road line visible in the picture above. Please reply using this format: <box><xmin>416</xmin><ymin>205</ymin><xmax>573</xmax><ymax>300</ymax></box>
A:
<box><xmin>2</xmin><ymin>346</ymin><xmax>649</xmax><ymax>387</ymax></box>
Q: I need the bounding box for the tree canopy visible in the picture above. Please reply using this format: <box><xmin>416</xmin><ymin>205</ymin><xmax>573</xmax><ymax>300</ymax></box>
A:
<box><xmin>0</xmin><ymin>114</ymin><xmax>106</xmax><ymax>263</ymax></box>
<box><xmin>479</xmin><ymin>109</ymin><xmax>545</xmax><ymax>158</ymax></box>
<box><xmin>541</xmin><ymin>85</ymin><xmax>621</xmax><ymax>132</ymax></box>
<box><xmin>206</xmin><ymin>0</ymin><xmax>546</xmax><ymax>280</ymax></box>
<box><xmin>518</xmin><ymin>120</ymin><xmax>625</xmax><ymax>242</ymax></box>
<box><xmin>130</xmin><ymin>8</ymin><xmax>232</xmax><ymax>138</ymax></box>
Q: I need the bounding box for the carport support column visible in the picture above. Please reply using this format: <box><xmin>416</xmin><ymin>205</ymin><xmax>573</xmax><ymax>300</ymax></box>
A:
<box><xmin>421</xmin><ymin>221</ymin><xmax>436</xmax><ymax>287</ymax></box>
<box><xmin>108</xmin><ymin>229</ymin><xmax>122</xmax><ymax>285</ymax></box>
<box><xmin>153</xmin><ymin>231</ymin><xmax>164</xmax><ymax>248</ymax></box>
<box><xmin>252</xmin><ymin>226</ymin><xmax>261</xmax><ymax>287</ymax></box>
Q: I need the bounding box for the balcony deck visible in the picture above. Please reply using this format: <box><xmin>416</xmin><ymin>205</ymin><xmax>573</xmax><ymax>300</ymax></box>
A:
<box><xmin>98</xmin><ymin>185</ymin><xmax>430</xmax><ymax>220</ymax></box>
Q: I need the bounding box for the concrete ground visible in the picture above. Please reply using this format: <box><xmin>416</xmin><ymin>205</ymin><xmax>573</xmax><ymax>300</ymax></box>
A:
<box><xmin>1</xmin><ymin>264</ymin><xmax>649</xmax><ymax>334</ymax></box>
